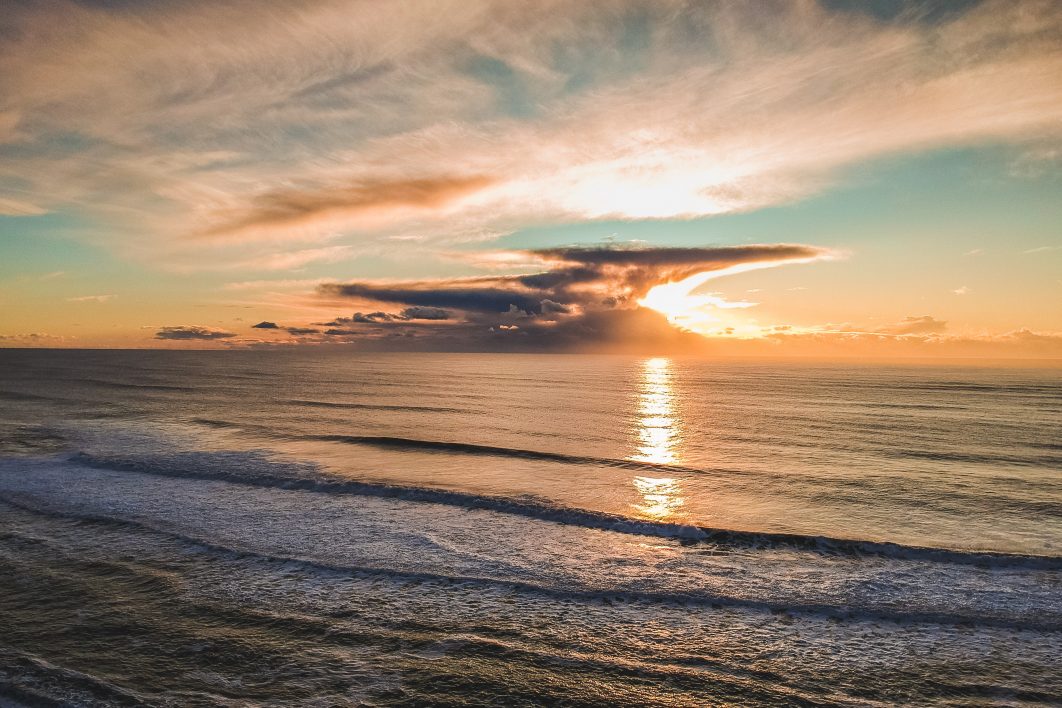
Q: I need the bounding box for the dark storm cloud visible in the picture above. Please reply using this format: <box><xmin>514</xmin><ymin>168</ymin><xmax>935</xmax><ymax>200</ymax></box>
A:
<box><xmin>401</xmin><ymin>306</ymin><xmax>451</xmax><ymax>320</ymax></box>
<box><xmin>155</xmin><ymin>325</ymin><xmax>236</xmax><ymax>340</ymax></box>
<box><xmin>535</xmin><ymin>245</ymin><xmax>821</xmax><ymax>267</ymax></box>
<box><xmin>308</xmin><ymin>243</ymin><xmax>832</xmax><ymax>351</ymax></box>
<box><xmin>540</xmin><ymin>299</ymin><xmax>570</xmax><ymax>314</ymax></box>
<box><xmin>322</xmin><ymin>312</ymin><xmax>398</xmax><ymax>326</ymax></box>
<box><xmin>324</xmin><ymin>283</ymin><xmax>547</xmax><ymax>315</ymax></box>
<box><xmin>528</xmin><ymin>244</ymin><xmax>828</xmax><ymax>299</ymax></box>
<box><xmin>250</xmin><ymin>321</ymin><xmax>319</xmax><ymax>335</ymax></box>
<box><xmin>314</xmin><ymin>306</ymin><xmax>707</xmax><ymax>353</ymax></box>
<box><xmin>322</xmin><ymin>244</ymin><xmax>828</xmax><ymax>313</ymax></box>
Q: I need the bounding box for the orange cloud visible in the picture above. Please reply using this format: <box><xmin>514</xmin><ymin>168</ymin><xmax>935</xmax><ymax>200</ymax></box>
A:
<box><xmin>197</xmin><ymin>175</ymin><xmax>496</xmax><ymax>241</ymax></box>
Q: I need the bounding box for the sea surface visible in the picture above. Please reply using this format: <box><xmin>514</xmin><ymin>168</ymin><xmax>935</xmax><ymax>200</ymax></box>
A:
<box><xmin>0</xmin><ymin>349</ymin><xmax>1060</xmax><ymax>706</ymax></box>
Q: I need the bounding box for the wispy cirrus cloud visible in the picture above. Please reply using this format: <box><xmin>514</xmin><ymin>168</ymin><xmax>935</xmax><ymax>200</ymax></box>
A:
<box><xmin>197</xmin><ymin>175</ymin><xmax>496</xmax><ymax>241</ymax></box>
<box><xmin>222</xmin><ymin>278</ymin><xmax>331</xmax><ymax>291</ymax></box>
<box><xmin>0</xmin><ymin>196</ymin><xmax>47</xmax><ymax>216</ymax></box>
<box><xmin>2</xmin><ymin>0</ymin><xmax>1061</xmax><ymax>265</ymax></box>
<box><xmin>234</xmin><ymin>246</ymin><xmax>355</xmax><ymax>271</ymax></box>
<box><xmin>67</xmin><ymin>294</ymin><xmax>114</xmax><ymax>303</ymax></box>
<box><xmin>881</xmin><ymin>315</ymin><xmax>949</xmax><ymax>335</ymax></box>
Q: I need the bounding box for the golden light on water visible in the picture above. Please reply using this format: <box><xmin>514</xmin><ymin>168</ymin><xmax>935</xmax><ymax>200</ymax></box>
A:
<box><xmin>631</xmin><ymin>357</ymin><xmax>680</xmax><ymax>465</ymax></box>
<box><xmin>629</xmin><ymin>357</ymin><xmax>686</xmax><ymax>519</ymax></box>
<box><xmin>632</xmin><ymin>476</ymin><xmax>684</xmax><ymax>519</ymax></box>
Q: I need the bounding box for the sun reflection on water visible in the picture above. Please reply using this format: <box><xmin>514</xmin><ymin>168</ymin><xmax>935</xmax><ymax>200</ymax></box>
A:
<box><xmin>631</xmin><ymin>476</ymin><xmax>685</xmax><ymax>519</ymax></box>
<box><xmin>628</xmin><ymin>357</ymin><xmax>685</xmax><ymax>519</ymax></box>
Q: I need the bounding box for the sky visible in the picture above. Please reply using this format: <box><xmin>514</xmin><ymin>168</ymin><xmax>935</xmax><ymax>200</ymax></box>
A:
<box><xmin>1</xmin><ymin>0</ymin><xmax>1060</xmax><ymax>357</ymax></box>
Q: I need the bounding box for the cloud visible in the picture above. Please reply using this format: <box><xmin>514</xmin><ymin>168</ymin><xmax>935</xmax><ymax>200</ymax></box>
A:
<box><xmin>244</xmin><ymin>320</ymin><xmax>321</xmax><ymax>335</ymax></box>
<box><xmin>308</xmin><ymin>243</ymin><xmax>830</xmax><ymax>350</ymax></box>
<box><xmin>223</xmin><ymin>278</ymin><xmax>330</xmax><ymax>291</ymax></box>
<box><xmin>952</xmin><ymin>286</ymin><xmax>970</xmax><ymax>295</ymax></box>
<box><xmin>154</xmin><ymin>325</ymin><xmax>237</xmax><ymax>340</ymax></box>
<box><xmin>882</xmin><ymin>316</ymin><xmax>948</xmax><ymax>335</ymax></box>
<box><xmin>0</xmin><ymin>197</ymin><xmax>47</xmax><ymax>216</ymax></box>
<box><xmin>321</xmin><ymin>244</ymin><xmax>831</xmax><ymax>316</ymax></box>
<box><xmin>401</xmin><ymin>306</ymin><xmax>451</xmax><ymax>320</ymax></box>
<box><xmin>532</xmin><ymin>244</ymin><xmax>830</xmax><ymax>301</ymax></box>
<box><xmin>328</xmin><ymin>311</ymin><xmax>398</xmax><ymax>324</ymax></box>
<box><xmin>324</xmin><ymin>282</ymin><xmax>548</xmax><ymax>315</ymax></box>
<box><xmin>540</xmin><ymin>299</ymin><xmax>570</xmax><ymax>314</ymax></box>
<box><xmin>197</xmin><ymin>175</ymin><xmax>496</xmax><ymax>241</ymax></box>
<box><xmin>235</xmin><ymin>246</ymin><xmax>355</xmax><ymax>271</ymax></box>
<box><xmin>752</xmin><ymin>325</ymin><xmax>1062</xmax><ymax>359</ymax></box>
<box><xmin>2</xmin><ymin>0</ymin><xmax>1060</xmax><ymax>257</ymax></box>
<box><xmin>66</xmin><ymin>294</ymin><xmax>114</xmax><ymax>302</ymax></box>
<box><xmin>0</xmin><ymin>333</ymin><xmax>71</xmax><ymax>344</ymax></box>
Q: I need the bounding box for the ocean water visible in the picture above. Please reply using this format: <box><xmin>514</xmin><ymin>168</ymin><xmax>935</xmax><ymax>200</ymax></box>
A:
<box><xmin>0</xmin><ymin>349</ymin><xmax>1060</xmax><ymax>706</ymax></box>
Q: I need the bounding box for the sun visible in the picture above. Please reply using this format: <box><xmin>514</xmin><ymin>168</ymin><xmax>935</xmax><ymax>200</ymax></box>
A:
<box><xmin>638</xmin><ymin>259</ymin><xmax>817</xmax><ymax>337</ymax></box>
<box><xmin>638</xmin><ymin>276</ymin><xmax>710</xmax><ymax>322</ymax></box>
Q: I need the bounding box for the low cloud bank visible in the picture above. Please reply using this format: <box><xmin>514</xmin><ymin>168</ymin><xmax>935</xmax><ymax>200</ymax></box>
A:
<box><xmin>154</xmin><ymin>326</ymin><xmax>237</xmax><ymax>341</ymax></box>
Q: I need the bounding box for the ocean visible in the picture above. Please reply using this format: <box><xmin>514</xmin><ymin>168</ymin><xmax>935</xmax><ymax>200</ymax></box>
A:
<box><xmin>0</xmin><ymin>349</ymin><xmax>1059</xmax><ymax>706</ymax></box>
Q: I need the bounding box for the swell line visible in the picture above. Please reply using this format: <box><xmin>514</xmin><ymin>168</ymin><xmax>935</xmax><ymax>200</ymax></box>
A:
<box><xmin>66</xmin><ymin>452</ymin><xmax>1062</xmax><ymax>570</ymax></box>
<box><xmin>283</xmin><ymin>399</ymin><xmax>470</xmax><ymax>414</ymax></box>
<box><xmin>191</xmin><ymin>418</ymin><xmax>716</xmax><ymax>475</ymax></box>
<box><xmin>188</xmin><ymin>419</ymin><xmax>1062</xmax><ymax>513</ymax></box>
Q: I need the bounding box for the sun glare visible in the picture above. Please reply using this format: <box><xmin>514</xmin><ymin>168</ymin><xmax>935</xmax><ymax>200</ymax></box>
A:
<box><xmin>639</xmin><ymin>270</ymin><xmax>755</xmax><ymax>336</ymax></box>
<box><xmin>628</xmin><ymin>358</ymin><xmax>686</xmax><ymax>520</ymax></box>
<box><xmin>638</xmin><ymin>257</ymin><xmax>827</xmax><ymax>337</ymax></box>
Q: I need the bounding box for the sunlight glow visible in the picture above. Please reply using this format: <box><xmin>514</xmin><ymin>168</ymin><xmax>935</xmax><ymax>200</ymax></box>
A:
<box><xmin>638</xmin><ymin>257</ymin><xmax>826</xmax><ymax>337</ymax></box>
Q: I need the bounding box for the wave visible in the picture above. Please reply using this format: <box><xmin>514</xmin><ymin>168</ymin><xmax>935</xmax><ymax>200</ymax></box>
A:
<box><xmin>52</xmin><ymin>377</ymin><xmax>198</xmax><ymax>393</ymax></box>
<box><xmin>891</xmin><ymin>448</ymin><xmax>1062</xmax><ymax>467</ymax></box>
<box><xmin>842</xmin><ymin>380</ymin><xmax>1062</xmax><ymax>395</ymax></box>
<box><xmin>313</xmin><ymin>433</ymin><xmax>704</xmax><ymax>471</ymax></box>
<box><xmin>190</xmin><ymin>418</ymin><xmax>717</xmax><ymax>474</ymax></box>
<box><xmin>192</xmin><ymin>417</ymin><xmax>1062</xmax><ymax>484</ymax></box>
<box><xmin>0</xmin><ymin>389</ymin><xmax>65</xmax><ymax>403</ymax></box>
<box><xmin>66</xmin><ymin>452</ymin><xmax>1062</xmax><ymax>570</ymax></box>
<box><xmin>858</xmin><ymin>401</ymin><xmax>970</xmax><ymax>411</ymax></box>
<box><xmin>0</xmin><ymin>647</ymin><xmax>152</xmax><ymax>706</ymax></box>
<box><xmin>282</xmin><ymin>399</ymin><xmax>470</xmax><ymax>414</ymax></box>
<box><xmin>327</xmin><ymin>432</ymin><xmax>1061</xmax><ymax>471</ymax></box>
<box><xmin>1</xmin><ymin>494</ymin><xmax>1058</xmax><ymax>633</ymax></box>
<box><xmin>186</xmin><ymin>420</ymin><xmax>1062</xmax><ymax>516</ymax></box>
